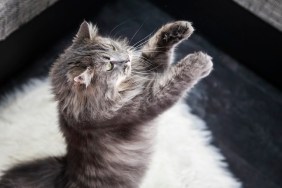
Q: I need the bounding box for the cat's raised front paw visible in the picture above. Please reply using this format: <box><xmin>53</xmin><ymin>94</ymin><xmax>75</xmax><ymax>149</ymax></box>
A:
<box><xmin>182</xmin><ymin>52</ymin><xmax>213</xmax><ymax>79</ymax></box>
<box><xmin>158</xmin><ymin>21</ymin><xmax>194</xmax><ymax>46</ymax></box>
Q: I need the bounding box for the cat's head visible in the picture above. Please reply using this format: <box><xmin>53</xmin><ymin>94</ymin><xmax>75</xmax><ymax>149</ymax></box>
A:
<box><xmin>50</xmin><ymin>21</ymin><xmax>135</xmax><ymax>118</ymax></box>
<box><xmin>51</xmin><ymin>21</ymin><xmax>134</xmax><ymax>93</ymax></box>
<box><xmin>68</xmin><ymin>21</ymin><xmax>132</xmax><ymax>89</ymax></box>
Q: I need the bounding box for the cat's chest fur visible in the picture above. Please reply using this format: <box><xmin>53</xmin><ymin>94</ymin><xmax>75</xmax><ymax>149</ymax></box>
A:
<box><xmin>62</xmin><ymin>120</ymin><xmax>156</xmax><ymax>188</ymax></box>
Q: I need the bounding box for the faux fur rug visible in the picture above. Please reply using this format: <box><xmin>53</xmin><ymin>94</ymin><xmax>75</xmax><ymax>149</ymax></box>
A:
<box><xmin>0</xmin><ymin>79</ymin><xmax>241</xmax><ymax>188</ymax></box>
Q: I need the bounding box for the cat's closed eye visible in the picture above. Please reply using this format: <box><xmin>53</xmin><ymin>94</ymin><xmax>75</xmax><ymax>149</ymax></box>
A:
<box><xmin>68</xmin><ymin>61</ymin><xmax>80</xmax><ymax>66</ymax></box>
<box><xmin>102</xmin><ymin>56</ymin><xmax>110</xmax><ymax>60</ymax></box>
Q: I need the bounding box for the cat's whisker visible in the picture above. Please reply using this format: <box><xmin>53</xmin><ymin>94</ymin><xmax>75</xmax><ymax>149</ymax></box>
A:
<box><xmin>113</xmin><ymin>27</ymin><xmax>132</xmax><ymax>38</ymax></box>
<box><xmin>134</xmin><ymin>39</ymin><xmax>150</xmax><ymax>49</ymax></box>
<box><xmin>109</xmin><ymin>19</ymin><xmax>131</xmax><ymax>37</ymax></box>
<box><xmin>129</xmin><ymin>22</ymin><xmax>145</xmax><ymax>45</ymax></box>
<box><xmin>140</xmin><ymin>45</ymin><xmax>168</xmax><ymax>50</ymax></box>
<box><xmin>139</xmin><ymin>49</ymin><xmax>164</xmax><ymax>53</ymax></box>
<box><xmin>132</xmin><ymin>29</ymin><xmax>156</xmax><ymax>48</ymax></box>
<box><xmin>127</xmin><ymin>46</ymin><xmax>138</xmax><ymax>52</ymax></box>
<box><xmin>133</xmin><ymin>38</ymin><xmax>149</xmax><ymax>49</ymax></box>
<box><xmin>131</xmin><ymin>55</ymin><xmax>153</xmax><ymax>64</ymax></box>
<box><xmin>138</xmin><ymin>56</ymin><xmax>151</xmax><ymax>62</ymax></box>
<box><xmin>131</xmin><ymin>71</ymin><xmax>151</xmax><ymax>76</ymax></box>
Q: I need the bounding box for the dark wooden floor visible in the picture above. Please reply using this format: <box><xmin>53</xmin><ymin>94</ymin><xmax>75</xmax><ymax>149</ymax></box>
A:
<box><xmin>0</xmin><ymin>0</ymin><xmax>281</xmax><ymax>188</ymax></box>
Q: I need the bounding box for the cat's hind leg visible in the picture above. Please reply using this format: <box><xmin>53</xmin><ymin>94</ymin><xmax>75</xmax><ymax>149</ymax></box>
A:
<box><xmin>141</xmin><ymin>21</ymin><xmax>194</xmax><ymax>72</ymax></box>
<box><xmin>0</xmin><ymin>157</ymin><xmax>63</xmax><ymax>188</ymax></box>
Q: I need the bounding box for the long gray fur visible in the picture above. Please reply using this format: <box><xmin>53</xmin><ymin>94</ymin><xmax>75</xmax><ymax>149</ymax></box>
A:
<box><xmin>0</xmin><ymin>20</ymin><xmax>213</xmax><ymax>188</ymax></box>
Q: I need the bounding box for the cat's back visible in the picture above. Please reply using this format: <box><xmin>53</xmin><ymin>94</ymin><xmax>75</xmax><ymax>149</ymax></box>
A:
<box><xmin>0</xmin><ymin>157</ymin><xmax>64</xmax><ymax>188</ymax></box>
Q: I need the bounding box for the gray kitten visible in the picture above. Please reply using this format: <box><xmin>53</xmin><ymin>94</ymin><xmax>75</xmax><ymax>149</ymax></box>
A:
<box><xmin>0</xmin><ymin>21</ymin><xmax>213</xmax><ymax>188</ymax></box>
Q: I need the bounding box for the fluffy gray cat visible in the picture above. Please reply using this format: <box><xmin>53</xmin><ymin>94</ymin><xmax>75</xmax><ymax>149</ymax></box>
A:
<box><xmin>0</xmin><ymin>21</ymin><xmax>213</xmax><ymax>188</ymax></box>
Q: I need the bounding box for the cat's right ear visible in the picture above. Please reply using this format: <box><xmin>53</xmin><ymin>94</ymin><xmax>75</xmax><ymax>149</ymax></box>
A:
<box><xmin>73</xmin><ymin>21</ymin><xmax>98</xmax><ymax>43</ymax></box>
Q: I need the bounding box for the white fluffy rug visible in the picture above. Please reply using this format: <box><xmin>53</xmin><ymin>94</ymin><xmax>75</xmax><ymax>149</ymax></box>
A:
<box><xmin>0</xmin><ymin>79</ymin><xmax>241</xmax><ymax>188</ymax></box>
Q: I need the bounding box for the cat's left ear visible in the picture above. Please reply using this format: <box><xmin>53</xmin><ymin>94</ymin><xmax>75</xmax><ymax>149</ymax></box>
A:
<box><xmin>73</xmin><ymin>21</ymin><xmax>98</xmax><ymax>42</ymax></box>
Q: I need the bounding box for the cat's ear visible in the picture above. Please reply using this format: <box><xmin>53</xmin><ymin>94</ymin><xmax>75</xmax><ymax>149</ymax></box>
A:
<box><xmin>74</xmin><ymin>68</ymin><xmax>93</xmax><ymax>88</ymax></box>
<box><xmin>73</xmin><ymin>21</ymin><xmax>98</xmax><ymax>42</ymax></box>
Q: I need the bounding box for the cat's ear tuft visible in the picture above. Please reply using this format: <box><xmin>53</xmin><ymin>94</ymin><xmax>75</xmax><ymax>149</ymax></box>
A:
<box><xmin>76</xmin><ymin>21</ymin><xmax>91</xmax><ymax>40</ymax></box>
<box><xmin>74</xmin><ymin>21</ymin><xmax>98</xmax><ymax>42</ymax></box>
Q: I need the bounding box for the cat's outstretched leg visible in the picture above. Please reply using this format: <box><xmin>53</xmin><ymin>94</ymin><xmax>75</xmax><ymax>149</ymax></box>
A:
<box><xmin>141</xmin><ymin>21</ymin><xmax>194</xmax><ymax>72</ymax></box>
<box><xmin>137</xmin><ymin>52</ymin><xmax>213</xmax><ymax>119</ymax></box>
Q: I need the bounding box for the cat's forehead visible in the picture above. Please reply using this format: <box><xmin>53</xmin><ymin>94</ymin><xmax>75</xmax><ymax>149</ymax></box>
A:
<box><xmin>95</xmin><ymin>37</ymin><xmax>119</xmax><ymax>46</ymax></box>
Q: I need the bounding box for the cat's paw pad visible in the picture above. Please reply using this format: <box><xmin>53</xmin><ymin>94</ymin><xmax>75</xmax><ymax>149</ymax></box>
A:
<box><xmin>159</xmin><ymin>21</ymin><xmax>194</xmax><ymax>46</ymax></box>
<box><xmin>183</xmin><ymin>52</ymin><xmax>213</xmax><ymax>78</ymax></box>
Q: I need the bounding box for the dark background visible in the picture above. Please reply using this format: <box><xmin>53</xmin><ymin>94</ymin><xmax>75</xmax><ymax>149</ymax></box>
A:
<box><xmin>0</xmin><ymin>0</ymin><xmax>281</xmax><ymax>188</ymax></box>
